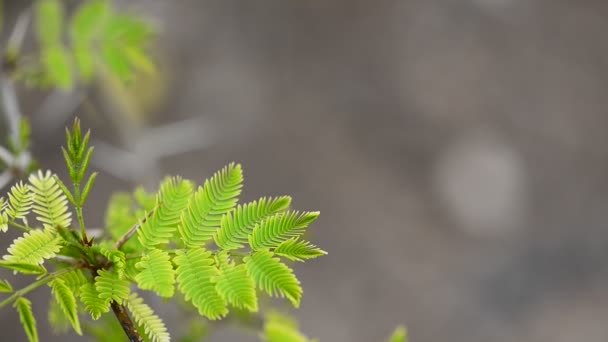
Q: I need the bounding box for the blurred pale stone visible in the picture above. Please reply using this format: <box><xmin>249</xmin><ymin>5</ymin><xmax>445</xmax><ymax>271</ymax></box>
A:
<box><xmin>434</xmin><ymin>130</ymin><xmax>526</xmax><ymax>237</ymax></box>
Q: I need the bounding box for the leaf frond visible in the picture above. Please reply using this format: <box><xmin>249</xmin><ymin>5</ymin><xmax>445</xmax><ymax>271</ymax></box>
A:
<box><xmin>94</xmin><ymin>269</ymin><xmax>130</xmax><ymax>305</ymax></box>
<box><xmin>179</xmin><ymin>163</ymin><xmax>243</xmax><ymax>247</ymax></box>
<box><xmin>174</xmin><ymin>249</ymin><xmax>227</xmax><ymax>319</ymax></box>
<box><xmin>15</xmin><ymin>297</ymin><xmax>38</xmax><ymax>342</ymax></box>
<box><xmin>214</xmin><ymin>196</ymin><xmax>291</xmax><ymax>250</ymax></box>
<box><xmin>138</xmin><ymin>177</ymin><xmax>193</xmax><ymax>249</ymax></box>
<box><xmin>134</xmin><ymin>249</ymin><xmax>175</xmax><ymax>298</ymax></box>
<box><xmin>28</xmin><ymin>170</ymin><xmax>72</xmax><ymax>231</ymax></box>
<box><xmin>3</xmin><ymin>229</ymin><xmax>61</xmax><ymax>265</ymax></box>
<box><xmin>244</xmin><ymin>251</ymin><xmax>302</xmax><ymax>307</ymax></box>
<box><xmin>6</xmin><ymin>181</ymin><xmax>34</xmax><ymax>220</ymax></box>
<box><xmin>274</xmin><ymin>238</ymin><xmax>327</xmax><ymax>262</ymax></box>
<box><xmin>215</xmin><ymin>262</ymin><xmax>258</xmax><ymax>312</ymax></box>
<box><xmin>79</xmin><ymin>283</ymin><xmax>109</xmax><ymax>320</ymax></box>
<box><xmin>249</xmin><ymin>211</ymin><xmax>320</xmax><ymax>251</ymax></box>
<box><xmin>126</xmin><ymin>293</ymin><xmax>170</xmax><ymax>342</ymax></box>
<box><xmin>100</xmin><ymin>248</ymin><xmax>126</xmax><ymax>279</ymax></box>
<box><xmin>50</xmin><ymin>278</ymin><xmax>82</xmax><ymax>335</ymax></box>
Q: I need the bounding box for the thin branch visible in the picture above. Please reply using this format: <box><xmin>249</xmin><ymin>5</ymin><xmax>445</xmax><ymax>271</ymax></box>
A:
<box><xmin>0</xmin><ymin>266</ymin><xmax>76</xmax><ymax>309</ymax></box>
<box><xmin>111</xmin><ymin>301</ymin><xmax>143</xmax><ymax>342</ymax></box>
<box><xmin>114</xmin><ymin>206</ymin><xmax>157</xmax><ymax>250</ymax></box>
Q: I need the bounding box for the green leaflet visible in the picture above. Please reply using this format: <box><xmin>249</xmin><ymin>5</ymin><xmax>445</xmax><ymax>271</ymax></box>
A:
<box><xmin>100</xmin><ymin>248</ymin><xmax>126</xmax><ymax>279</ymax></box>
<box><xmin>57</xmin><ymin>269</ymin><xmax>88</xmax><ymax>295</ymax></box>
<box><xmin>387</xmin><ymin>326</ymin><xmax>408</xmax><ymax>342</ymax></box>
<box><xmin>262</xmin><ymin>312</ymin><xmax>314</xmax><ymax>342</ymax></box>
<box><xmin>0</xmin><ymin>262</ymin><xmax>47</xmax><ymax>275</ymax></box>
<box><xmin>6</xmin><ymin>181</ymin><xmax>34</xmax><ymax>220</ymax></box>
<box><xmin>3</xmin><ymin>229</ymin><xmax>61</xmax><ymax>265</ymax></box>
<box><xmin>134</xmin><ymin>249</ymin><xmax>175</xmax><ymax>298</ymax></box>
<box><xmin>174</xmin><ymin>249</ymin><xmax>227</xmax><ymax>320</ymax></box>
<box><xmin>35</xmin><ymin>0</ymin><xmax>63</xmax><ymax>47</ymax></box>
<box><xmin>0</xmin><ymin>212</ymin><xmax>7</xmax><ymax>232</ymax></box>
<box><xmin>274</xmin><ymin>238</ymin><xmax>327</xmax><ymax>262</ymax></box>
<box><xmin>28</xmin><ymin>170</ymin><xmax>72</xmax><ymax>231</ymax></box>
<box><xmin>80</xmin><ymin>283</ymin><xmax>109</xmax><ymax>320</ymax></box>
<box><xmin>49</xmin><ymin>278</ymin><xmax>82</xmax><ymax>335</ymax></box>
<box><xmin>215</xmin><ymin>263</ymin><xmax>258</xmax><ymax>312</ymax></box>
<box><xmin>126</xmin><ymin>293</ymin><xmax>170</xmax><ymax>342</ymax></box>
<box><xmin>15</xmin><ymin>297</ymin><xmax>38</xmax><ymax>342</ymax></box>
<box><xmin>179</xmin><ymin>163</ymin><xmax>243</xmax><ymax>247</ymax></box>
<box><xmin>95</xmin><ymin>269</ymin><xmax>130</xmax><ymax>305</ymax></box>
<box><xmin>214</xmin><ymin>196</ymin><xmax>291</xmax><ymax>250</ymax></box>
<box><xmin>245</xmin><ymin>251</ymin><xmax>302</xmax><ymax>308</ymax></box>
<box><xmin>0</xmin><ymin>279</ymin><xmax>12</xmax><ymax>292</ymax></box>
<box><xmin>138</xmin><ymin>177</ymin><xmax>193</xmax><ymax>249</ymax></box>
<box><xmin>249</xmin><ymin>211</ymin><xmax>320</xmax><ymax>251</ymax></box>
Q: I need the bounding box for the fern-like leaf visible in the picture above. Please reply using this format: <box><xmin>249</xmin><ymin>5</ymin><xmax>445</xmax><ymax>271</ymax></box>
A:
<box><xmin>79</xmin><ymin>283</ymin><xmax>109</xmax><ymax>320</ymax></box>
<box><xmin>3</xmin><ymin>229</ymin><xmax>61</xmax><ymax>265</ymax></box>
<box><xmin>100</xmin><ymin>248</ymin><xmax>126</xmax><ymax>279</ymax></box>
<box><xmin>274</xmin><ymin>238</ymin><xmax>327</xmax><ymax>262</ymax></box>
<box><xmin>244</xmin><ymin>251</ymin><xmax>302</xmax><ymax>307</ymax></box>
<box><xmin>95</xmin><ymin>269</ymin><xmax>130</xmax><ymax>305</ymax></box>
<box><xmin>138</xmin><ymin>177</ymin><xmax>193</xmax><ymax>249</ymax></box>
<box><xmin>15</xmin><ymin>297</ymin><xmax>38</xmax><ymax>342</ymax></box>
<box><xmin>6</xmin><ymin>181</ymin><xmax>34</xmax><ymax>220</ymax></box>
<box><xmin>249</xmin><ymin>211</ymin><xmax>320</xmax><ymax>251</ymax></box>
<box><xmin>126</xmin><ymin>293</ymin><xmax>170</xmax><ymax>342</ymax></box>
<box><xmin>174</xmin><ymin>249</ymin><xmax>227</xmax><ymax>319</ymax></box>
<box><xmin>50</xmin><ymin>278</ymin><xmax>82</xmax><ymax>335</ymax></box>
<box><xmin>0</xmin><ymin>279</ymin><xmax>12</xmax><ymax>292</ymax></box>
<box><xmin>179</xmin><ymin>163</ymin><xmax>243</xmax><ymax>247</ymax></box>
<box><xmin>0</xmin><ymin>262</ymin><xmax>47</xmax><ymax>274</ymax></box>
<box><xmin>28</xmin><ymin>170</ymin><xmax>72</xmax><ymax>230</ymax></box>
<box><xmin>134</xmin><ymin>249</ymin><xmax>175</xmax><ymax>298</ymax></box>
<box><xmin>58</xmin><ymin>269</ymin><xmax>88</xmax><ymax>295</ymax></box>
<box><xmin>215</xmin><ymin>263</ymin><xmax>258</xmax><ymax>311</ymax></box>
<box><xmin>214</xmin><ymin>196</ymin><xmax>291</xmax><ymax>250</ymax></box>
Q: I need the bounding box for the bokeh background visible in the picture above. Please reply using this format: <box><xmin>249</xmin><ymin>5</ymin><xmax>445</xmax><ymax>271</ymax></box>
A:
<box><xmin>3</xmin><ymin>0</ymin><xmax>608</xmax><ymax>341</ymax></box>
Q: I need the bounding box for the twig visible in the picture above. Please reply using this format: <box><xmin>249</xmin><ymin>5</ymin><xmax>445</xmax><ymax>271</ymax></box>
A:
<box><xmin>111</xmin><ymin>301</ymin><xmax>143</xmax><ymax>342</ymax></box>
<box><xmin>0</xmin><ymin>266</ymin><xmax>76</xmax><ymax>309</ymax></box>
<box><xmin>114</xmin><ymin>207</ymin><xmax>157</xmax><ymax>250</ymax></box>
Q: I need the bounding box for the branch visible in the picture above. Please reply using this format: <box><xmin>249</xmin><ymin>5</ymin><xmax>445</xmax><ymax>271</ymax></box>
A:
<box><xmin>0</xmin><ymin>267</ymin><xmax>76</xmax><ymax>309</ymax></box>
<box><xmin>114</xmin><ymin>206</ymin><xmax>157</xmax><ymax>250</ymax></box>
<box><xmin>111</xmin><ymin>301</ymin><xmax>143</xmax><ymax>342</ymax></box>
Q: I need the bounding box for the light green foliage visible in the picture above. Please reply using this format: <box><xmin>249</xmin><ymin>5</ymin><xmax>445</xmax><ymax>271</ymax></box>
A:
<box><xmin>95</xmin><ymin>269</ymin><xmax>130</xmax><ymax>305</ymax></box>
<box><xmin>49</xmin><ymin>278</ymin><xmax>82</xmax><ymax>335</ymax></box>
<box><xmin>274</xmin><ymin>238</ymin><xmax>327</xmax><ymax>262</ymax></box>
<box><xmin>387</xmin><ymin>326</ymin><xmax>408</xmax><ymax>342</ymax></box>
<box><xmin>245</xmin><ymin>251</ymin><xmax>302</xmax><ymax>307</ymax></box>
<box><xmin>134</xmin><ymin>249</ymin><xmax>175</xmax><ymax>298</ymax></box>
<box><xmin>15</xmin><ymin>297</ymin><xmax>38</xmax><ymax>342</ymax></box>
<box><xmin>105</xmin><ymin>193</ymin><xmax>136</xmax><ymax>240</ymax></box>
<box><xmin>29</xmin><ymin>170</ymin><xmax>72</xmax><ymax>231</ymax></box>
<box><xmin>100</xmin><ymin>248</ymin><xmax>126</xmax><ymax>279</ymax></box>
<box><xmin>214</xmin><ymin>196</ymin><xmax>292</xmax><ymax>250</ymax></box>
<box><xmin>215</xmin><ymin>261</ymin><xmax>258</xmax><ymax>311</ymax></box>
<box><xmin>138</xmin><ymin>177</ymin><xmax>193</xmax><ymax>248</ymax></box>
<box><xmin>48</xmin><ymin>297</ymin><xmax>71</xmax><ymax>334</ymax></box>
<box><xmin>6</xmin><ymin>181</ymin><xmax>34</xmax><ymax>220</ymax></box>
<box><xmin>58</xmin><ymin>269</ymin><xmax>88</xmax><ymax>295</ymax></box>
<box><xmin>4</xmin><ymin>229</ymin><xmax>62</xmax><ymax>265</ymax></box>
<box><xmin>249</xmin><ymin>211</ymin><xmax>320</xmax><ymax>251</ymax></box>
<box><xmin>174</xmin><ymin>248</ymin><xmax>228</xmax><ymax>320</ymax></box>
<box><xmin>262</xmin><ymin>312</ymin><xmax>316</xmax><ymax>342</ymax></box>
<box><xmin>126</xmin><ymin>293</ymin><xmax>170</xmax><ymax>342</ymax></box>
<box><xmin>80</xmin><ymin>283</ymin><xmax>109</xmax><ymax>320</ymax></box>
<box><xmin>0</xmin><ymin>279</ymin><xmax>12</xmax><ymax>292</ymax></box>
<box><xmin>179</xmin><ymin>163</ymin><xmax>243</xmax><ymax>247</ymax></box>
<box><xmin>0</xmin><ymin>211</ymin><xmax>8</xmax><ymax>232</ymax></box>
<box><xmin>0</xmin><ymin>262</ymin><xmax>47</xmax><ymax>275</ymax></box>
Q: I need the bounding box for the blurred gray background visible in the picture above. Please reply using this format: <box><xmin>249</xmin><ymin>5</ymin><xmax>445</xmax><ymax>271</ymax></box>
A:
<box><xmin>4</xmin><ymin>0</ymin><xmax>608</xmax><ymax>341</ymax></box>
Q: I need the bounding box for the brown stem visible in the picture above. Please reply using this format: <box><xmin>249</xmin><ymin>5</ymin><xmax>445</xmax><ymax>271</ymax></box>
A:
<box><xmin>115</xmin><ymin>205</ymin><xmax>158</xmax><ymax>250</ymax></box>
<box><xmin>111</xmin><ymin>301</ymin><xmax>143</xmax><ymax>342</ymax></box>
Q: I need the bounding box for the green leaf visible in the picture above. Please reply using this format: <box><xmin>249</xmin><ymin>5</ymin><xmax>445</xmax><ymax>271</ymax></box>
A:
<box><xmin>102</xmin><ymin>44</ymin><xmax>132</xmax><ymax>81</ymax></box>
<box><xmin>70</xmin><ymin>0</ymin><xmax>109</xmax><ymax>43</ymax></box>
<box><xmin>3</xmin><ymin>229</ymin><xmax>61</xmax><ymax>265</ymax></box>
<box><xmin>6</xmin><ymin>181</ymin><xmax>34</xmax><ymax>220</ymax></box>
<box><xmin>0</xmin><ymin>212</ymin><xmax>8</xmax><ymax>233</ymax></box>
<box><xmin>42</xmin><ymin>45</ymin><xmax>73</xmax><ymax>90</ymax></box>
<box><xmin>79</xmin><ymin>283</ymin><xmax>109</xmax><ymax>320</ymax></box>
<box><xmin>95</xmin><ymin>269</ymin><xmax>130</xmax><ymax>305</ymax></box>
<box><xmin>73</xmin><ymin>44</ymin><xmax>96</xmax><ymax>80</ymax></box>
<box><xmin>125</xmin><ymin>47</ymin><xmax>154</xmax><ymax>74</ymax></box>
<box><xmin>50</xmin><ymin>278</ymin><xmax>82</xmax><ymax>335</ymax></box>
<box><xmin>215</xmin><ymin>263</ymin><xmax>258</xmax><ymax>312</ymax></box>
<box><xmin>126</xmin><ymin>293</ymin><xmax>170</xmax><ymax>342</ymax></box>
<box><xmin>249</xmin><ymin>211</ymin><xmax>320</xmax><ymax>251</ymax></box>
<box><xmin>0</xmin><ymin>262</ymin><xmax>47</xmax><ymax>275</ymax></box>
<box><xmin>214</xmin><ymin>196</ymin><xmax>291</xmax><ymax>250</ymax></box>
<box><xmin>28</xmin><ymin>170</ymin><xmax>72</xmax><ymax>231</ymax></box>
<box><xmin>57</xmin><ymin>269</ymin><xmax>88</xmax><ymax>295</ymax></box>
<box><xmin>174</xmin><ymin>249</ymin><xmax>227</xmax><ymax>320</ymax></box>
<box><xmin>100</xmin><ymin>248</ymin><xmax>126</xmax><ymax>279</ymax></box>
<box><xmin>138</xmin><ymin>177</ymin><xmax>193</xmax><ymax>249</ymax></box>
<box><xmin>48</xmin><ymin>297</ymin><xmax>70</xmax><ymax>334</ymax></box>
<box><xmin>15</xmin><ymin>297</ymin><xmax>38</xmax><ymax>342</ymax></box>
<box><xmin>81</xmin><ymin>172</ymin><xmax>98</xmax><ymax>203</ymax></box>
<box><xmin>0</xmin><ymin>279</ymin><xmax>13</xmax><ymax>292</ymax></box>
<box><xmin>274</xmin><ymin>238</ymin><xmax>327</xmax><ymax>262</ymax></box>
<box><xmin>244</xmin><ymin>251</ymin><xmax>302</xmax><ymax>308</ymax></box>
<box><xmin>103</xmin><ymin>14</ymin><xmax>151</xmax><ymax>45</ymax></box>
<box><xmin>35</xmin><ymin>0</ymin><xmax>63</xmax><ymax>47</ymax></box>
<box><xmin>134</xmin><ymin>249</ymin><xmax>175</xmax><ymax>298</ymax></box>
<box><xmin>179</xmin><ymin>163</ymin><xmax>243</xmax><ymax>247</ymax></box>
<box><xmin>263</xmin><ymin>312</ymin><xmax>312</xmax><ymax>342</ymax></box>
<box><xmin>387</xmin><ymin>326</ymin><xmax>408</xmax><ymax>342</ymax></box>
